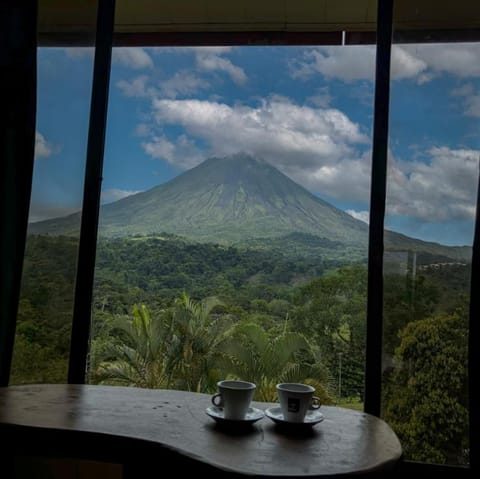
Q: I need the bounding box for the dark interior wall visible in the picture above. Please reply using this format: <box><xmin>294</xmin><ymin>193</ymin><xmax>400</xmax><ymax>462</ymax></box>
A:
<box><xmin>15</xmin><ymin>457</ymin><xmax>121</xmax><ymax>479</ymax></box>
<box><xmin>0</xmin><ymin>0</ymin><xmax>37</xmax><ymax>387</ymax></box>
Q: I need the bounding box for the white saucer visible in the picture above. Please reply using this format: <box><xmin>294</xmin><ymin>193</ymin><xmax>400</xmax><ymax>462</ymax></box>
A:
<box><xmin>265</xmin><ymin>406</ymin><xmax>325</xmax><ymax>428</ymax></box>
<box><xmin>205</xmin><ymin>406</ymin><xmax>265</xmax><ymax>424</ymax></box>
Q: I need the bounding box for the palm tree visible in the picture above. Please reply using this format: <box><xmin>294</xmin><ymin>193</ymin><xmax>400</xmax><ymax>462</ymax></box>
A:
<box><xmin>167</xmin><ymin>292</ymin><xmax>230</xmax><ymax>393</ymax></box>
<box><xmin>93</xmin><ymin>294</ymin><xmax>230</xmax><ymax>392</ymax></box>
<box><xmin>220</xmin><ymin>321</ymin><xmax>333</xmax><ymax>403</ymax></box>
<box><xmin>94</xmin><ymin>304</ymin><xmax>171</xmax><ymax>388</ymax></box>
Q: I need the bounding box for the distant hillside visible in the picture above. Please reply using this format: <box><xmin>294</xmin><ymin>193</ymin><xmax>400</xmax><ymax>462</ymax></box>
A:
<box><xmin>29</xmin><ymin>153</ymin><xmax>471</xmax><ymax>262</ymax></box>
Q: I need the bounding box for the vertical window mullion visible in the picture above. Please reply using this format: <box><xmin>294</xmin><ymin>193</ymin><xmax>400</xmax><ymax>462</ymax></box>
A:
<box><xmin>468</xmin><ymin>160</ymin><xmax>480</xmax><ymax>473</ymax></box>
<box><xmin>364</xmin><ymin>0</ymin><xmax>394</xmax><ymax>416</ymax></box>
<box><xmin>68</xmin><ymin>0</ymin><xmax>115</xmax><ymax>384</ymax></box>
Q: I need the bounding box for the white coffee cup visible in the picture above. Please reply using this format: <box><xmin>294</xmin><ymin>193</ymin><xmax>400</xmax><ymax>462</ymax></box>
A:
<box><xmin>276</xmin><ymin>383</ymin><xmax>321</xmax><ymax>423</ymax></box>
<box><xmin>211</xmin><ymin>380</ymin><xmax>256</xmax><ymax>420</ymax></box>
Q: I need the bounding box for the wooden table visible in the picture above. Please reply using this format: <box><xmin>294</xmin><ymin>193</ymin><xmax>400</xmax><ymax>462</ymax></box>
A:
<box><xmin>0</xmin><ymin>385</ymin><xmax>402</xmax><ymax>478</ymax></box>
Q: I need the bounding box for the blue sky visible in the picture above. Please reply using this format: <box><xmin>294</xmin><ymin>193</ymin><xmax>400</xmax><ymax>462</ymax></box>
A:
<box><xmin>32</xmin><ymin>44</ymin><xmax>480</xmax><ymax>246</ymax></box>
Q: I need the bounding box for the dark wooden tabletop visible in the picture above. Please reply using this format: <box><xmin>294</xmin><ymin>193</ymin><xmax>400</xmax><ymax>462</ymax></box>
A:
<box><xmin>0</xmin><ymin>384</ymin><xmax>402</xmax><ymax>478</ymax></box>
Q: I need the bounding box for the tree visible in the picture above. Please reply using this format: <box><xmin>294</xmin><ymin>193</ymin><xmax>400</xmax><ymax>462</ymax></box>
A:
<box><xmin>93</xmin><ymin>293</ymin><xmax>230</xmax><ymax>392</ymax></box>
<box><xmin>94</xmin><ymin>304</ymin><xmax>171</xmax><ymax>388</ymax></box>
<box><xmin>293</xmin><ymin>265</ymin><xmax>367</xmax><ymax>400</ymax></box>
<box><xmin>167</xmin><ymin>292</ymin><xmax>230</xmax><ymax>393</ymax></box>
<box><xmin>383</xmin><ymin>310</ymin><xmax>468</xmax><ymax>464</ymax></box>
<box><xmin>10</xmin><ymin>336</ymin><xmax>67</xmax><ymax>384</ymax></box>
<box><xmin>219</xmin><ymin>321</ymin><xmax>333</xmax><ymax>403</ymax></box>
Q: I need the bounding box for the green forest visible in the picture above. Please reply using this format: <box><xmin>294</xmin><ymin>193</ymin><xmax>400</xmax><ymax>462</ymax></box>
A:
<box><xmin>12</xmin><ymin>234</ymin><xmax>470</xmax><ymax>465</ymax></box>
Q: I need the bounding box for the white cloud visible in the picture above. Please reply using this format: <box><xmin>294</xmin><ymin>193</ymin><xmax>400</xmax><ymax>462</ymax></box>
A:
<box><xmin>159</xmin><ymin>70</ymin><xmax>210</xmax><ymax>98</ymax></box>
<box><xmin>195</xmin><ymin>50</ymin><xmax>247</xmax><ymax>84</ymax></box>
<box><xmin>117</xmin><ymin>75</ymin><xmax>151</xmax><ymax>97</ymax></box>
<box><xmin>64</xmin><ymin>47</ymin><xmax>94</xmax><ymax>59</ymax></box>
<box><xmin>449</xmin><ymin>83</ymin><xmax>480</xmax><ymax>117</ymax></box>
<box><xmin>346</xmin><ymin>210</ymin><xmax>370</xmax><ymax>223</ymax></box>
<box><xmin>292</xmin><ymin>45</ymin><xmax>427</xmax><ymax>82</ymax></box>
<box><xmin>307</xmin><ymin>86</ymin><xmax>332</xmax><ymax>107</ymax></box>
<box><xmin>152</xmin><ymin>46</ymin><xmax>247</xmax><ymax>84</ymax></box>
<box><xmin>142</xmin><ymin>134</ymin><xmax>203</xmax><ymax>169</ymax></box>
<box><xmin>144</xmin><ymin>96</ymin><xmax>479</xmax><ymax>224</ymax></box>
<box><xmin>291</xmin><ymin>46</ymin><xmax>376</xmax><ymax>82</ymax></box>
<box><xmin>144</xmin><ymin>96</ymin><xmax>371</xmax><ymax>196</ymax></box>
<box><xmin>465</xmin><ymin>95</ymin><xmax>480</xmax><ymax>117</ymax></box>
<box><xmin>117</xmin><ymin>70</ymin><xmax>210</xmax><ymax>99</ymax></box>
<box><xmin>154</xmin><ymin>46</ymin><xmax>234</xmax><ymax>55</ymax></box>
<box><xmin>348</xmin><ymin>82</ymin><xmax>374</xmax><ymax>106</ymax></box>
<box><xmin>391</xmin><ymin>46</ymin><xmax>428</xmax><ymax>80</ymax></box>
<box><xmin>35</xmin><ymin>131</ymin><xmax>58</xmax><ymax>159</ymax></box>
<box><xmin>412</xmin><ymin>43</ymin><xmax>480</xmax><ymax>78</ymax></box>
<box><xmin>190</xmin><ymin>47</ymin><xmax>234</xmax><ymax>55</ymax></box>
<box><xmin>134</xmin><ymin>123</ymin><xmax>153</xmax><ymax>137</ymax></box>
<box><xmin>304</xmin><ymin>153</ymin><xmax>372</xmax><ymax>201</ymax></box>
<box><xmin>451</xmin><ymin>83</ymin><xmax>474</xmax><ymax>97</ymax></box>
<box><xmin>292</xmin><ymin>43</ymin><xmax>480</xmax><ymax>83</ymax></box>
<box><xmin>113</xmin><ymin>48</ymin><xmax>153</xmax><ymax>69</ymax></box>
<box><xmin>142</xmin><ymin>135</ymin><xmax>175</xmax><ymax>162</ymax></box>
<box><xmin>101</xmin><ymin>188</ymin><xmax>142</xmax><ymax>204</ymax></box>
<box><xmin>387</xmin><ymin>147</ymin><xmax>479</xmax><ymax>222</ymax></box>
<box><xmin>64</xmin><ymin>47</ymin><xmax>153</xmax><ymax>69</ymax></box>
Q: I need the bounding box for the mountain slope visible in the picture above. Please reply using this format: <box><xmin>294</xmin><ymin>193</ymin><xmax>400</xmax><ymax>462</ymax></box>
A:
<box><xmin>29</xmin><ymin>153</ymin><xmax>471</xmax><ymax>261</ymax></box>
<box><xmin>31</xmin><ymin>153</ymin><xmax>369</xmax><ymax>244</ymax></box>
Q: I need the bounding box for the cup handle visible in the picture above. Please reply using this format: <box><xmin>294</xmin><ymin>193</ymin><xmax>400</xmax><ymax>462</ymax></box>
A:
<box><xmin>212</xmin><ymin>393</ymin><xmax>223</xmax><ymax>407</ymax></box>
<box><xmin>311</xmin><ymin>396</ymin><xmax>321</xmax><ymax>409</ymax></box>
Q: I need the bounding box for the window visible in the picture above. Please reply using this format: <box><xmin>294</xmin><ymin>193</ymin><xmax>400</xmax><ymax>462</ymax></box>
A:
<box><xmin>11</xmin><ymin>43</ymin><xmax>96</xmax><ymax>384</ymax></box>
<box><xmin>86</xmin><ymin>44</ymin><xmax>375</xmax><ymax>404</ymax></box>
<box><xmin>378</xmin><ymin>2</ymin><xmax>479</xmax><ymax>467</ymax></box>
<box><xmin>382</xmin><ymin>37</ymin><xmax>478</xmax><ymax>465</ymax></box>
<box><xmin>4</xmin><ymin>0</ymin><xmax>480</xmax><ymax>476</ymax></box>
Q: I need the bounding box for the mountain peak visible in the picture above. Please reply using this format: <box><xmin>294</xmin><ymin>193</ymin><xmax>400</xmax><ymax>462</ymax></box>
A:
<box><xmin>204</xmin><ymin>152</ymin><xmax>265</xmax><ymax>165</ymax></box>
<box><xmin>28</xmin><ymin>152</ymin><xmax>471</xmax><ymax>261</ymax></box>
<box><xmin>97</xmin><ymin>152</ymin><xmax>370</xmax><ymax>243</ymax></box>
<box><xmin>31</xmin><ymin>151</ymin><xmax>368</xmax><ymax>243</ymax></box>
<box><xmin>189</xmin><ymin>153</ymin><xmax>276</xmax><ymax>185</ymax></box>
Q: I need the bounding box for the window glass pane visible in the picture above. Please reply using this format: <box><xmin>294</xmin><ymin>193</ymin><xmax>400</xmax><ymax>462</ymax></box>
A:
<box><xmin>11</xmin><ymin>6</ymin><xmax>97</xmax><ymax>383</ymax></box>
<box><xmin>87</xmin><ymin>40</ymin><xmax>376</xmax><ymax>410</ymax></box>
<box><xmin>382</xmin><ymin>7</ymin><xmax>477</xmax><ymax>463</ymax></box>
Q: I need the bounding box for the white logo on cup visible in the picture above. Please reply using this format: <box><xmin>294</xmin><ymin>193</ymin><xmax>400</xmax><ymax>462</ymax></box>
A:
<box><xmin>276</xmin><ymin>383</ymin><xmax>321</xmax><ymax>423</ymax></box>
<box><xmin>211</xmin><ymin>380</ymin><xmax>256</xmax><ymax>420</ymax></box>
<box><xmin>288</xmin><ymin>398</ymin><xmax>300</xmax><ymax>412</ymax></box>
